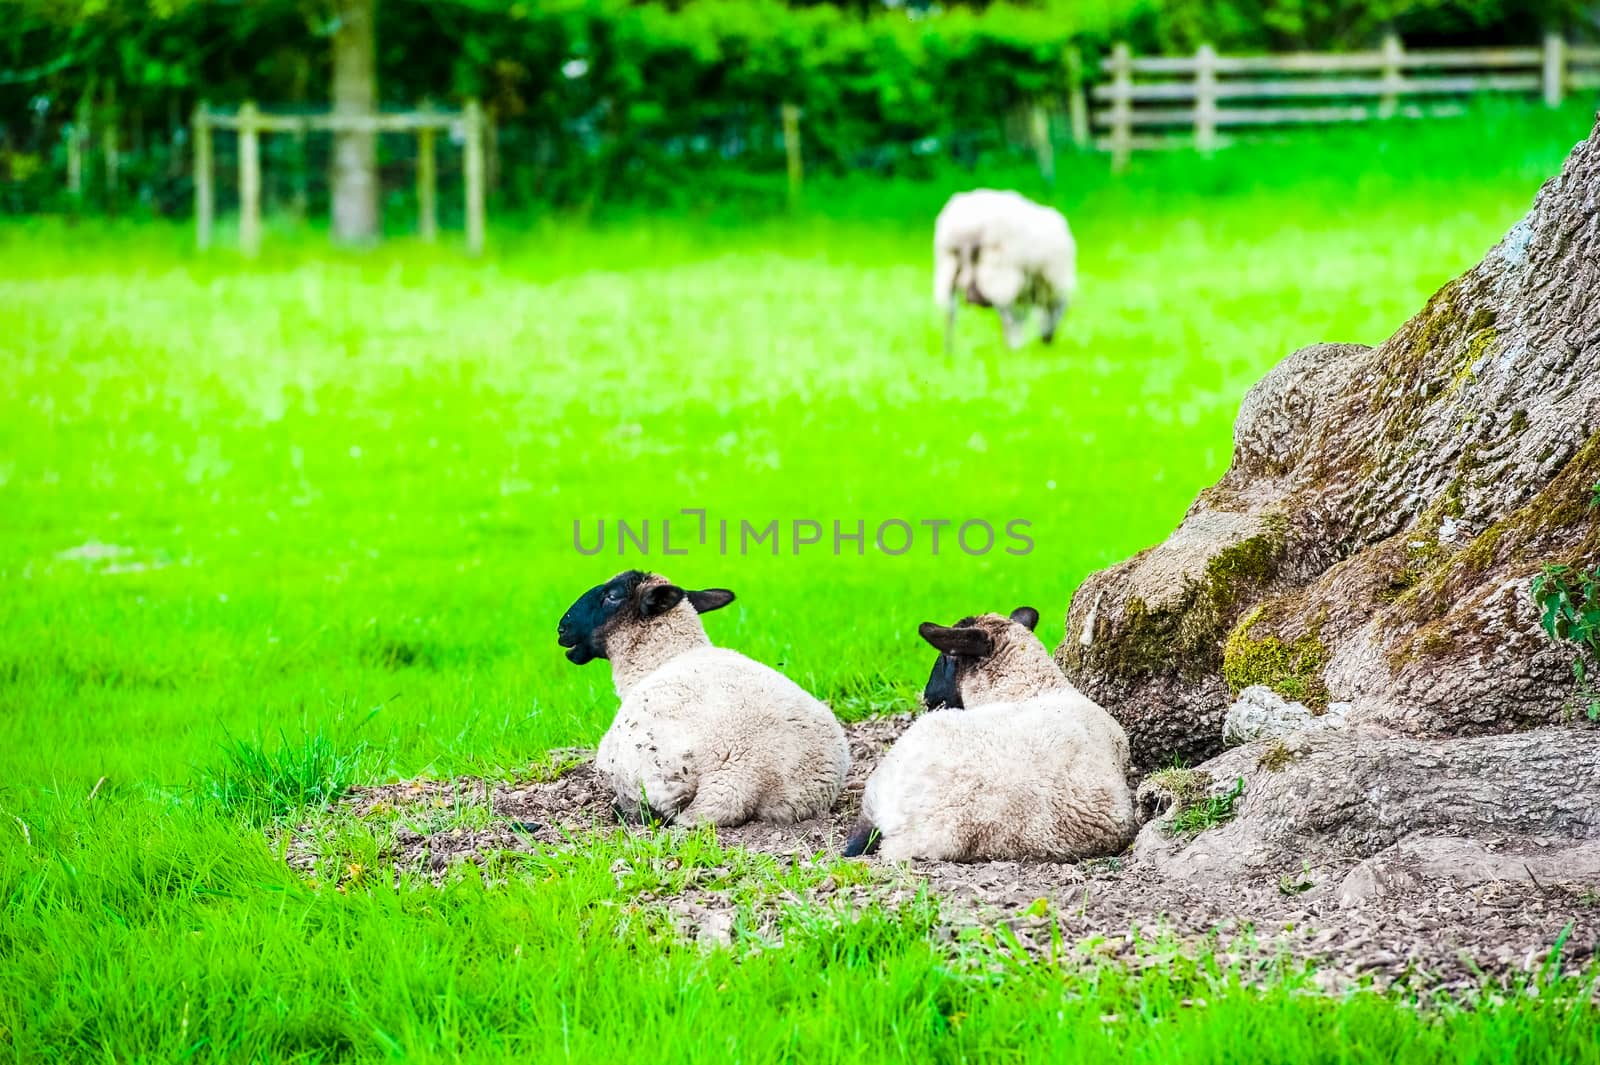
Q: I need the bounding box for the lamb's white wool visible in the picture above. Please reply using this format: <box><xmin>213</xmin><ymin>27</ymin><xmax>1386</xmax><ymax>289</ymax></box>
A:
<box><xmin>933</xmin><ymin>189</ymin><xmax>1077</xmax><ymax>352</ymax></box>
<box><xmin>558</xmin><ymin>571</ymin><xmax>849</xmax><ymax>827</ymax></box>
<box><xmin>851</xmin><ymin>610</ymin><xmax>1135</xmax><ymax>862</ymax></box>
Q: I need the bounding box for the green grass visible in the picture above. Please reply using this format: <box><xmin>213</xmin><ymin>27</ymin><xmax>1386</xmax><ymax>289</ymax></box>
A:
<box><xmin>1167</xmin><ymin>776</ymin><xmax>1247</xmax><ymax>836</ymax></box>
<box><xmin>2</xmin><ymin>106</ymin><xmax>1598</xmax><ymax>1060</ymax></box>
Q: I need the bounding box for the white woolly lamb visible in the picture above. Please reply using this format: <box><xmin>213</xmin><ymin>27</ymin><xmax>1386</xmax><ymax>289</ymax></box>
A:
<box><xmin>934</xmin><ymin>188</ymin><xmax>1077</xmax><ymax>353</ymax></box>
<box><xmin>557</xmin><ymin>570</ymin><xmax>849</xmax><ymax>826</ymax></box>
<box><xmin>845</xmin><ymin>607</ymin><xmax>1135</xmax><ymax>862</ymax></box>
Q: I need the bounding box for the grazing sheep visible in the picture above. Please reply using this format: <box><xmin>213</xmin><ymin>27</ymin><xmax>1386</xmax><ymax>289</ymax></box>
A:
<box><xmin>934</xmin><ymin>189</ymin><xmax>1078</xmax><ymax>354</ymax></box>
<box><xmin>557</xmin><ymin>570</ymin><xmax>849</xmax><ymax>827</ymax></box>
<box><xmin>845</xmin><ymin>607</ymin><xmax>1135</xmax><ymax>862</ymax></box>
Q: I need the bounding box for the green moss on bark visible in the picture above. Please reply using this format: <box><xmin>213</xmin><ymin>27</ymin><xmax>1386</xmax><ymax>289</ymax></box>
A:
<box><xmin>1222</xmin><ymin>605</ymin><xmax>1330</xmax><ymax>708</ymax></box>
<box><xmin>1077</xmin><ymin>517</ymin><xmax>1290</xmax><ymax>682</ymax></box>
<box><xmin>1387</xmin><ymin>431</ymin><xmax>1600</xmax><ymax>667</ymax></box>
<box><xmin>1374</xmin><ymin>283</ymin><xmax>1501</xmax><ymax>442</ymax></box>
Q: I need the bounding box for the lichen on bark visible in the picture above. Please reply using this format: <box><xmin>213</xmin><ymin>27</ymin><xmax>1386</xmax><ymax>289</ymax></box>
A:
<box><xmin>1057</xmin><ymin>116</ymin><xmax>1600</xmax><ymax>767</ymax></box>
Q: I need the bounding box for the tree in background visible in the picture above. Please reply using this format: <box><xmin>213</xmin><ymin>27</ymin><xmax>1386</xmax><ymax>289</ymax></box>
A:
<box><xmin>328</xmin><ymin>0</ymin><xmax>379</xmax><ymax>242</ymax></box>
<box><xmin>1123</xmin><ymin>0</ymin><xmax>1595</xmax><ymax>52</ymax></box>
<box><xmin>5</xmin><ymin>0</ymin><xmax>1598</xmax><ymax>217</ymax></box>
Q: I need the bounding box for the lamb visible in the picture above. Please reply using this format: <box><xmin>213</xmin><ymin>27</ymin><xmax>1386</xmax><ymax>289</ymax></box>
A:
<box><xmin>557</xmin><ymin>570</ymin><xmax>849</xmax><ymax>827</ymax></box>
<box><xmin>844</xmin><ymin>607</ymin><xmax>1135</xmax><ymax>862</ymax></box>
<box><xmin>933</xmin><ymin>189</ymin><xmax>1078</xmax><ymax>354</ymax></box>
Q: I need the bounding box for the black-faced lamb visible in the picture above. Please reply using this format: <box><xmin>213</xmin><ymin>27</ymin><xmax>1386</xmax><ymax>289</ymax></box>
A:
<box><xmin>557</xmin><ymin>570</ymin><xmax>849</xmax><ymax>827</ymax></box>
<box><xmin>844</xmin><ymin>607</ymin><xmax>1135</xmax><ymax>862</ymax></box>
<box><xmin>934</xmin><ymin>189</ymin><xmax>1078</xmax><ymax>354</ymax></box>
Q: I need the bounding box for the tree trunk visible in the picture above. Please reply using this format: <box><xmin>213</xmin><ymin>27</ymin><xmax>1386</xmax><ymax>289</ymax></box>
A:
<box><xmin>1134</xmin><ymin>727</ymin><xmax>1600</xmax><ymax>890</ymax></box>
<box><xmin>331</xmin><ymin>0</ymin><xmax>379</xmax><ymax>244</ymax></box>
<box><xmin>1058</xmin><ymin>116</ymin><xmax>1600</xmax><ymax>771</ymax></box>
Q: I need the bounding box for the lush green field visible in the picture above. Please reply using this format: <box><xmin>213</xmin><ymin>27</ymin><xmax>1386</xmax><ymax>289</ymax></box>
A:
<box><xmin>3</xmin><ymin>108</ymin><xmax>1598</xmax><ymax>1060</ymax></box>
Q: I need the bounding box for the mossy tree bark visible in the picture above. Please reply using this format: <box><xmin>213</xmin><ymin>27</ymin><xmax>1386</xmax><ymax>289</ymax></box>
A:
<box><xmin>1058</xmin><ymin>117</ymin><xmax>1600</xmax><ymax>771</ymax></box>
<box><xmin>1133</xmin><ymin>727</ymin><xmax>1600</xmax><ymax>890</ymax></box>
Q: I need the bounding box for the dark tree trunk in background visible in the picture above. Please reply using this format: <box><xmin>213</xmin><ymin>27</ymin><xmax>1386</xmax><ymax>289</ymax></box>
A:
<box><xmin>331</xmin><ymin>0</ymin><xmax>378</xmax><ymax>243</ymax></box>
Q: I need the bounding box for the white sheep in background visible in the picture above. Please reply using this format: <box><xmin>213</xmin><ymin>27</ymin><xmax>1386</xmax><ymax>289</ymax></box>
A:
<box><xmin>558</xmin><ymin>570</ymin><xmax>849</xmax><ymax>826</ymax></box>
<box><xmin>934</xmin><ymin>189</ymin><xmax>1078</xmax><ymax>354</ymax></box>
<box><xmin>845</xmin><ymin>607</ymin><xmax>1135</xmax><ymax>862</ymax></box>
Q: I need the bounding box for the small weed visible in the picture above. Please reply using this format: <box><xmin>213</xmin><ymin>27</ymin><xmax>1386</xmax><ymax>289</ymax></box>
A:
<box><xmin>1279</xmin><ymin>862</ymin><xmax>1315</xmax><ymax>895</ymax></box>
<box><xmin>525</xmin><ymin>748</ymin><xmax>592</xmax><ymax>783</ymax></box>
<box><xmin>1168</xmin><ymin>778</ymin><xmax>1246</xmax><ymax>837</ymax></box>
<box><xmin>1144</xmin><ymin>766</ymin><xmax>1210</xmax><ymax>808</ymax></box>
<box><xmin>1531</xmin><ymin>562</ymin><xmax>1600</xmax><ymax>721</ymax></box>
<box><xmin>199</xmin><ymin>731</ymin><xmax>368</xmax><ymax>823</ymax></box>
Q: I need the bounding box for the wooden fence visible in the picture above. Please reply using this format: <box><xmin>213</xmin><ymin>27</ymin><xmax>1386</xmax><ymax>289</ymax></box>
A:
<box><xmin>192</xmin><ymin>100</ymin><xmax>486</xmax><ymax>255</ymax></box>
<box><xmin>1093</xmin><ymin>33</ymin><xmax>1600</xmax><ymax>169</ymax></box>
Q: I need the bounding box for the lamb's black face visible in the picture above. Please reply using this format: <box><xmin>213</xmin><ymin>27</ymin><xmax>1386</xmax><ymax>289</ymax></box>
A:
<box><xmin>918</xmin><ymin>607</ymin><xmax>1040</xmax><ymax>709</ymax></box>
<box><xmin>556</xmin><ymin>571</ymin><xmax>736</xmax><ymax>665</ymax></box>
<box><xmin>920</xmin><ymin>615</ymin><xmax>982</xmax><ymax>710</ymax></box>
<box><xmin>923</xmin><ymin>650</ymin><xmax>963</xmax><ymax>710</ymax></box>
<box><xmin>557</xmin><ymin>570</ymin><xmax>651</xmax><ymax>665</ymax></box>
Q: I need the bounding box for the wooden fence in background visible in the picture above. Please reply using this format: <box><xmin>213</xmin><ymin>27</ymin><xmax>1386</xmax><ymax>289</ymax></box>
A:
<box><xmin>192</xmin><ymin>100</ymin><xmax>486</xmax><ymax>256</ymax></box>
<box><xmin>174</xmin><ymin>36</ymin><xmax>1600</xmax><ymax>239</ymax></box>
<box><xmin>1093</xmin><ymin>34</ymin><xmax>1600</xmax><ymax>169</ymax></box>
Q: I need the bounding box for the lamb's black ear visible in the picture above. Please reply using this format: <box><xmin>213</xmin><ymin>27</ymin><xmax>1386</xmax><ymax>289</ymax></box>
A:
<box><xmin>1009</xmin><ymin>607</ymin><xmax>1040</xmax><ymax>631</ymax></box>
<box><xmin>639</xmin><ymin>583</ymin><xmax>686</xmax><ymax>617</ymax></box>
<box><xmin>686</xmin><ymin>588</ymin><xmax>736</xmax><ymax>614</ymax></box>
<box><xmin>918</xmin><ymin>622</ymin><xmax>994</xmax><ymax>657</ymax></box>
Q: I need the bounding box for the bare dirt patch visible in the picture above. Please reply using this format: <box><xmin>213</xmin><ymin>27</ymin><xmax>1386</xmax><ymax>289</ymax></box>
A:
<box><xmin>289</xmin><ymin>716</ymin><xmax>1600</xmax><ymax>994</ymax></box>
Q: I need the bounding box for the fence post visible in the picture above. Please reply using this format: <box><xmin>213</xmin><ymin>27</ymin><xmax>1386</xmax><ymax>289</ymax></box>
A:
<box><xmin>1542</xmin><ymin>33</ymin><xmax>1566</xmax><ymax>107</ymax></box>
<box><xmin>238</xmin><ymin>100</ymin><xmax>261</xmax><ymax>258</ymax></box>
<box><xmin>781</xmin><ymin>102</ymin><xmax>804</xmax><ymax>209</ymax></box>
<box><xmin>1029</xmin><ymin>102</ymin><xmax>1055</xmax><ymax>184</ymax></box>
<box><xmin>290</xmin><ymin>117</ymin><xmax>309</xmax><ymax>222</ymax></box>
<box><xmin>464</xmin><ymin>98</ymin><xmax>486</xmax><ymax>256</ymax></box>
<box><xmin>1065</xmin><ymin>47</ymin><xmax>1089</xmax><ymax>148</ymax></box>
<box><xmin>1379</xmin><ymin>32</ymin><xmax>1403</xmax><ymax>118</ymax></box>
<box><xmin>68</xmin><ymin>88</ymin><xmax>92</xmax><ymax>200</ymax></box>
<box><xmin>417</xmin><ymin>100</ymin><xmax>438</xmax><ymax>242</ymax></box>
<box><xmin>486</xmin><ymin>104</ymin><xmax>501</xmax><ymax>198</ymax></box>
<box><xmin>193</xmin><ymin>102</ymin><xmax>213</xmax><ymax>250</ymax></box>
<box><xmin>66</xmin><ymin>120</ymin><xmax>83</xmax><ymax>200</ymax></box>
<box><xmin>102</xmin><ymin>103</ymin><xmax>119</xmax><ymax>207</ymax></box>
<box><xmin>102</xmin><ymin>121</ymin><xmax>118</xmax><ymax>199</ymax></box>
<box><xmin>1195</xmin><ymin>43</ymin><xmax>1218</xmax><ymax>153</ymax></box>
<box><xmin>1110</xmin><ymin>42</ymin><xmax>1133</xmax><ymax>172</ymax></box>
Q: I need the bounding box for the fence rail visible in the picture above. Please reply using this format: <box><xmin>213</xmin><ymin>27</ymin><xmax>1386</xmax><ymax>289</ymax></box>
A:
<box><xmin>191</xmin><ymin>99</ymin><xmax>486</xmax><ymax>256</ymax></box>
<box><xmin>58</xmin><ymin>36</ymin><xmax>1600</xmax><ymax>230</ymax></box>
<box><xmin>1093</xmin><ymin>34</ymin><xmax>1600</xmax><ymax>168</ymax></box>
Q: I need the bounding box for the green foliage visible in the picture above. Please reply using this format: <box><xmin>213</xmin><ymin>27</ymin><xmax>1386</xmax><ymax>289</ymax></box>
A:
<box><xmin>1127</xmin><ymin>0</ymin><xmax>1593</xmax><ymax>53</ymax></box>
<box><xmin>198</xmin><ymin>731</ymin><xmax>369</xmax><ymax>822</ymax></box>
<box><xmin>6</xmin><ymin>0</ymin><xmax>1592</xmax><ymax>213</ymax></box>
<box><xmin>4</xmin><ymin>0</ymin><xmax>1137</xmax><ymax>212</ymax></box>
<box><xmin>1278</xmin><ymin>860</ymin><xmax>1315</xmax><ymax>894</ymax></box>
<box><xmin>1532</xmin><ymin>562</ymin><xmax>1600</xmax><ymax>721</ymax></box>
<box><xmin>1168</xmin><ymin>776</ymin><xmax>1245</xmax><ymax>835</ymax></box>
